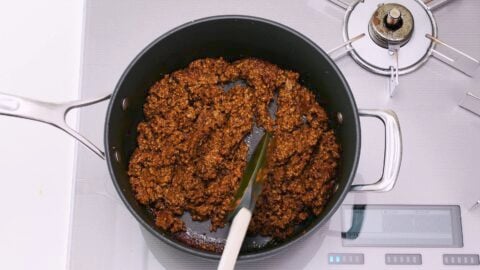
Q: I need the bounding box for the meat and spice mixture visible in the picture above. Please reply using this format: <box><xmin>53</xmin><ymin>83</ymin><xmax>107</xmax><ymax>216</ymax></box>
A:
<box><xmin>128</xmin><ymin>58</ymin><xmax>340</xmax><ymax>240</ymax></box>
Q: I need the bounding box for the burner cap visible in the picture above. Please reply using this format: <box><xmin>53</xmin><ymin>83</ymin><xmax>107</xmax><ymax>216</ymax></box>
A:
<box><xmin>368</xmin><ymin>3</ymin><xmax>414</xmax><ymax>48</ymax></box>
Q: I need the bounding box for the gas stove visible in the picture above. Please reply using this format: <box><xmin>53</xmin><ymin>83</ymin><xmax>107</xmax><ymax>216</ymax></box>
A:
<box><xmin>67</xmin><ymin>0</ymin><xmax>480</xmax><ymax>269</ymax></box>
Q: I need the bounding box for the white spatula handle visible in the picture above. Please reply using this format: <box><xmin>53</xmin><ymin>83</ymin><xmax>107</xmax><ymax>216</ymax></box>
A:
<box><xmin>218</xmin><ymin>207</ymin><xmax>252</xmax><ymax>270</ymax></box>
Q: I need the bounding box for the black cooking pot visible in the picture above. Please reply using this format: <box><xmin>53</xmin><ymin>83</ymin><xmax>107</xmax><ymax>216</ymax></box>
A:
<box><xmin>0</xmin><ymin>15</ymin><xmax>402</xmax><ymax>260</ymax></box>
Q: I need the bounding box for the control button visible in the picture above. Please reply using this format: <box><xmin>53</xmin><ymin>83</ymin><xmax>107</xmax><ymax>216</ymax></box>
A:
<box><xmin>443</xmin><ymin>254</ymin><xmax>480</xmax><ymax>265</ymax></box>
<box><xmin>328</xmin><ymin>253</ymin><xmax>364</xmax><ymax>265</ymax></box>
<box><xmin>385</xmin><ymin>254</ymin><xmax>422</xmax><ymax>265</ymax></box>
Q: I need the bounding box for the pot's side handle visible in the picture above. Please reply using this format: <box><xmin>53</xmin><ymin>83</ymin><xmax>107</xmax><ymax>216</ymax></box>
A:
<box><xmin>0</xmin><ymin>92</ymin><xmax>111</xmax><ymax>159</ymax></box>
<box><xmin>351</xmin><ymin>109</ymin><xmax>402</xmax><ymax>192</ymax></box>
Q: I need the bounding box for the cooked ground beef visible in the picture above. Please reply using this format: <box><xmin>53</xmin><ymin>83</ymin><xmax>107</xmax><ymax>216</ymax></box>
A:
<box><xmin>128</xmin><ymin>58</ymin><xmax>340</xmax><ymax>241</ymax></box>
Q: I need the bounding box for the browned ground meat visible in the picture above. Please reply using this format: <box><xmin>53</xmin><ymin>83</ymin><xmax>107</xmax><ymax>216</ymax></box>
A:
<box><xmin>128</xmin><ymin>58</ymin><xmax>340</xmax><ymax>240</ymax></box>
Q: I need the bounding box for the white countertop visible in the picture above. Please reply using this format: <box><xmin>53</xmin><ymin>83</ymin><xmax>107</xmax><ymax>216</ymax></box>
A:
<box><xmin>0</xmin><ymin>1</ymin><xmax>83</xmax><ymax>269</ymax></box>
<box><xmin>3</xmin><ymin>1</ymin><xmax>479</xmax><ymax>269</ymax></box>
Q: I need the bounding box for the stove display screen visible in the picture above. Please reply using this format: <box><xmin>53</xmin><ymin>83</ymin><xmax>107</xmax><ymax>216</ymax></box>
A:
<box><xmin>341</xmin><ymin>205</ymin><xmax>463</xmax><ymax>247</ymax></box>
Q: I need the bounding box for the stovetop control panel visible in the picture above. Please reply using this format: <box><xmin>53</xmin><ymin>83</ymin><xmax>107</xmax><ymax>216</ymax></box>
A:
<box><xmin>323</xmin><ymin>205</ymin><xmax>480</xmax><ymax>267</ymax></box>
<box><xmin>327</xmin><ymin>252</ymin><xmax>480</xmax><ymax>266</ymax></box>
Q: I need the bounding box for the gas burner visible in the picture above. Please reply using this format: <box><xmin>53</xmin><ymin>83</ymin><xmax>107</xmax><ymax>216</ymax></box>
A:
<box><xmin>344</xmin><ymin>0</ymin><xmax>435</xmax><ymax>80</ymax></box>
<box><xmin>327</xmin><ymin>0</ymin><xmax>480</xmax><ymax>96</ymax></box>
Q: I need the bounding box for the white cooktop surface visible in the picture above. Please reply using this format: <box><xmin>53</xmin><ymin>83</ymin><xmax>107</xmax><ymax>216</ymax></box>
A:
<box><xmin>68</xmin><ymin>0</ymin><xmax>480</xmax><ymax>269</ymax></box>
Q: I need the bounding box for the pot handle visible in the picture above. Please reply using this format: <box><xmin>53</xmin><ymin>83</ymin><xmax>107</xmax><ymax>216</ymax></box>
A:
<box><xmin>350</xmin><ymin>109</ymin><xmax>402</xmax><ymax>192</ymax></box>
<box><xmin>0</xmin><ymin>92</ymin><xmax>111</xmax><ymax>159</ymax></box>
